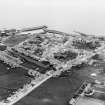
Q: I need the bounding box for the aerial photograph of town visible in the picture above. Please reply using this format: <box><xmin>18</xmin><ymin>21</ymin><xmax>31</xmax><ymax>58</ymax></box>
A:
<box><xmin>0</xmin><ymin>0</ymin><xmax>105</xmax><ymax>105</ymax></box>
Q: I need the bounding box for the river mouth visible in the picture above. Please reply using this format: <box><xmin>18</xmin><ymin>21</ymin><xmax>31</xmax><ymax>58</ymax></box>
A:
<box><xmin>0</xmin><ymin>59</ymin><xmax>89</xmax><ymax>105</ymax></box>
<box><xmin>0</xmin><ymin>60</ymin><xmax>32</xmax><ymax>100</ymax></box>
<box><xmin>9</xmin><ymin>63</ymin><xmax>97</xmax><ymax>105</ymax></box>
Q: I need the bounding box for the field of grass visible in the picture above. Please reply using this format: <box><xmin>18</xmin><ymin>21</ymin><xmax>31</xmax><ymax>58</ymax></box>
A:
<box><xmin>3</xmin><ymin>34</ymin><xmax>30</xmax><ymax>47</ymax></box>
